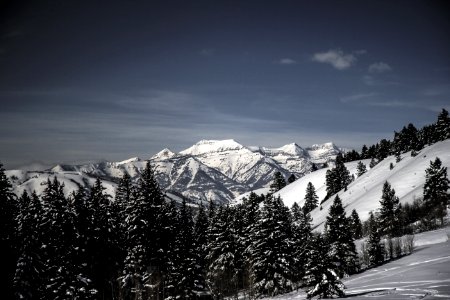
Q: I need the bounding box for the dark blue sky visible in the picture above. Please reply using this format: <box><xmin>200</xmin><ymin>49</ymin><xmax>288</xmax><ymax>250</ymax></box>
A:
<box><xmin>1</xmin><ymin>0</ymin><xmax>449</xmax><ymax>168</ymax></box>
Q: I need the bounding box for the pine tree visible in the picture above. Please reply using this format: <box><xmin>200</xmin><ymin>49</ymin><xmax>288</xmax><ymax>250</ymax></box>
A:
<box><xmin>14</xmin><ymin>191</ymin><xmax>45</xmax><ymax>300</ymax></box>
<box><xmin>207</xmin><ymin>206</ymin><xmax>239</xmax><ymax>299</ymax></box>
<box><xmin>291</xmin><ymin>202</ymin><xmax>313</xmax><ymax>284</ymax></box>
<box><xmin>166</xmin><ymin>199</ymin><xmax>196</xmax><ymax>299</ymax></box>
<box><xmin>435</xmin><ymin>108</ymin><xmax>450</xmax><ymax>141</ymax></box>
<box><xmin>423</xmin><ymin>157</ymin><xmax>450</xmax><ymax>226</ymax></box>
<box><xmin>325</xmin><ymin>153</ymin><xmax>351</xmax><ymax>199</ymax></box>
<box><xmin>0</xmin><ymin>162</ymin><xmax>18</xmax><ymax>299</ymax></box>
<box><xmin>303</xmin><ymin>235</ymin><xmax>345</xmax><ymax>299</ymax></box>
<box><xmin>193</xmin><ymin>202</ymin><xmax>209</xmax><ymax>295</ymax></box>
<box><xmin>376</xmin><ymin>139</ymin><xmax>391</xmax><ymax>161</ymax></box>
<box><xmin>379</xmin><ymin>181</ymin><xmax>402</xmax><ymax>237</ymax></box>
<box><xmin>367</xmin><ymin>212</ymin><xmax>384</xmax><ymax>267</ymax></box>
<box><xmin>240</xmin><ymin>192</ymin><xmax>264</xmax><ymax>297</ymax></box>
<box><xmin>356</xmin><ymin>161</ymin><xmax>367</xmax><ymax>177</ymax></box>
<box><xmin>325</xmin><ymin>195</ymin><xmax>358</xmax><ymax>277</ymax></box>
<box><xmin>303</xmin><ymin>182</ymin><xmax>319</xmax><ymax>214</ymax></box>
<box><xmin>311</xmin><ymin>163</ymin><xmax>318</xmax><ymax>172</ymax></box>
<box><xmin>85</xmin><ymin>178</ymin><xmax>120</xmax><ymax>299</ymax></box>
<box><xmin>361</xmin><ymin>145</ymin><xmax>368</xmax><ymax>159</ymax></box>
<box><xmin>419</xmin><ymin>124</ymin><xmax>436</xmax><ymax>146</ymax></box>
<box><xmin>369</xmin><ymin>158</ymin><xmax>377</xmax><ymax>168</ymax></box>
<box><xmin>269</xmin><ymin>171</ymin><xmax>287</xmax><ymax>193</ymax></box>
<box><xmin>349</xmin><ymin>209</ymin><xmax>363</xmax><ymax>240</ymax></box>
<box><xmin>121</xmin><ymin>161</ymin><xmax>169</xmax><ymax>299</ymax></box>
<box><xmin>70</xmin><ymin>187</ymin><xmax>97</xmax><ymax>299</ymax></box>
<box><xmin>40</xmin><ymin>177</ymin><xmax>89</xmax><ymax>299</ymax></box>
<box><xmin>249</xmin><ymin>195</ymin><xmax>294</xmax><ymax>297</ymax></box>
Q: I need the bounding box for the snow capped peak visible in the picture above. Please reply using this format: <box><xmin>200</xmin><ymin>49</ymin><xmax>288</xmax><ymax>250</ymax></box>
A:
<box><xmin>152</xmin><ymin>148</ymin><xmax>176</xmax><ymax>160</ymax></box>
<box><xmin>180</xmin><ymin>139</ymin><xmax>246</xmax><ymax>156</ymax></box>
<box><xmin>307</xmin><ymin>142</ymin><xmax>337</xmax><ymax>151</ymax></box>
<box><xmin>116</xmin><ymin>157</ymin><xmax>141</xmax><ymax>165</ymax></box>
<box><xmin>260</xmin><ymin>143</ymin><xmax>306</xmax><ymax>157</ymax></box>
<box><xmin>277</xmin><ymin>143</ymin><xmax>305</xmax><ymax>156</ymax></box>
<box><xmin>51</xmin><ymin>164</ymin><xmax>69</xmax><ymax>172</ymax></box>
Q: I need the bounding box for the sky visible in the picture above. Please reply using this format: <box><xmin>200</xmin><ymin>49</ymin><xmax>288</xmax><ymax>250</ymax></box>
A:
<box><xmin>0</xmin><ymin>0</ymin><xmax>449</xmax><ymax>169</ymax></box>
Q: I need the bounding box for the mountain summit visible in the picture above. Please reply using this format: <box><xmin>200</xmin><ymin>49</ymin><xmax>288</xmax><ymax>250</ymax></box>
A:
<box><xmin>6</xmin><ymin>139</ymin><xmax>343</xmax><ymax>204</ymax></box>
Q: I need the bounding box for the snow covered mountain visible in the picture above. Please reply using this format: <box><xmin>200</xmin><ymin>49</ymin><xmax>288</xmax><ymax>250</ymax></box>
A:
<box><xmin>5</xmin><ymin>139</ymin><xmax>342</xmax><ymax>204</ymax></box>
<box><xmin>268</xmin><ymin>139</ymin><xmax>450</xmax><ymax>232</ymax></box>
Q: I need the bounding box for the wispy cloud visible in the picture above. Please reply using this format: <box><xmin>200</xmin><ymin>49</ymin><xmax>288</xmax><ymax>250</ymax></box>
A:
<box><xmin>199</xmin><ymin>48</ymin><xmax>214</xmax><ymax>56</ymax></box>
<box><xmin>278</xmin><ymin>58</ymin><xmax>297</xmax><ymax>65</ymax></box>
<box><xmin>340</xmin><ymin>92</ymin><xmax>377</xmax><ymax>103</ymax></box>
<box><xmin>312</xmin><ymin>49</ymin><xmax>358</xmax><ymax>70</ymax></box>
<box><xmin>369</xmin><ymin>62</ymin><xmax>392</xmax><ymax>73</ymax></box>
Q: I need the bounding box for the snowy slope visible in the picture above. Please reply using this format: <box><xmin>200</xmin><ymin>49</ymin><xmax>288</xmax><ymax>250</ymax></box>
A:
<box><xmin>274</xmin><ymin>140</ymin><xmax>450</xmax><ymax>231</ymax></box>
<box><xmin>263</xmin><ymin>233</ymin><xmax>450</xmax><ymax>300</ymax></box>
<box><xmin>6</xmin><ymin>169</ymin><xmax>118</xmax><ymax>198</ymax></box>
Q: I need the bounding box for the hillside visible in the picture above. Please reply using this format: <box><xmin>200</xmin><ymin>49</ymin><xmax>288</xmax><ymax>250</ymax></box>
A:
<box><xmin>272</xmin><ymin>139</ymin><xmax>450</xmax><ymax>231</ymax></box>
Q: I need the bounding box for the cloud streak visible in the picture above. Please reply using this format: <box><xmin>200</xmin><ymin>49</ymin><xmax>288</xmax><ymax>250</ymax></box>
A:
<box><xmin>278</xmin><ymin>58</ymin><xmax>297</xmax><ymax>65</ymax></box>
<box><xmin>340</xmin><ymin>93</ymin><xmax>377</xmax><ymax>103</ymax></box>
<box><xmin>312</xmin><ymin>49</ymin><xmax>357</xmax><ymax>70</ymax></box>
<box><xmin>369</xmin><ymin>62</ymin><xmax>392</xmax><ymax>73</ymax></box>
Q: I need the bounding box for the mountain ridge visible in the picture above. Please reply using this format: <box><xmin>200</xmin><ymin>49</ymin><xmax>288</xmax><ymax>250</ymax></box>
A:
<box><xmin>6</xmin><ymin>139</ymin><xmax>343</xmax><ymax>204</ymax></box>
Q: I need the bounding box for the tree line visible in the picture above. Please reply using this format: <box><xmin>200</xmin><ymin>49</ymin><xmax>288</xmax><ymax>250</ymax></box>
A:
<box><xmin>341</xmin><ymin>108</ymin><xmax>450</xmax><ymax>163</ymax></box>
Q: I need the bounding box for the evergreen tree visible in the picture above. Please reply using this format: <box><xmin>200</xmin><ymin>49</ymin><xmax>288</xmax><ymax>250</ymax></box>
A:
<box><xmin>248</xmin><ymin>195</ymin><xmax>294</xmax><ymax>297</ymax></box>
<box><xmin>40</xmin><ymin>177</ymin><xmax>89</xmax><ymax>299</ymax></box>
<box><xmin>0</xmin><ymin>162</ymin><xmax>18</xmax><ymax>299</ymax></box>
<box><xmin>349</xmin><ymin>209</ymin><xmax>363</xmax><ymax>240</ymax></box>
<box><xmin>369</xmin><ymin>158</ymin><xmax>378</xmax><ymax>168</ymax></box>
<box><xmin>325</xmin><ymin>154</ymin><xmax>351</xmax><ymax>199</ymax></box>
<box><xmin>303</xmin><ymin>182</ymin><xmax>318</xmax><ymax>214</ymax></box>
<box><xmin>240</xmin><ymin>192</ymin><xmax>264</xmax><ymax>297</ymax></box>
<box><xmin>121</xmin><ymin>161</ymin><xmax>169</xmax><ymax>299</ymax></box>
<box><xmin>85</xmin><ymin>178</ymin><xmax>120</xmax><ymax>299</ymax></box>
<box><xmin>419</xmin><ymin>124</ymin><xmax>436</xmax><ymax>146</ymax></box>
<box><xmin>269</xmin><ymin>171</ymin><xmax>287</xmax><ymax>193</ymax></box>
<box><xmin>393</xmin><ymin>124</ymin><xmax>421</xmax><ymax>154</ymax></box>
<box><xmin>14</xmin><ymin>191</ymin><xmax>45</xmax><ymax>300</ymax></box>
<box><xmin>376</xmin><ymin>139</ymin><xmax>391</xmax><ymax>161</ymax></box>
<box><xmin>207</xmin><ymin>206</ymin><xmax>239</xmax><ymax>299</ymax></box>
<box><xmin>356</xmin><ymin>161</ymin><xmax>367</xmax><ymax>177</ymax></box>
<box><xmin>325</xmin><ymin>195</ymin><xmax>357</xmax><ymax>277</ymax></box>
<box><xmin>435</xmin><ymin>108</ymin><xmax>450</xmax><ymax>141</ymax></box>
<box><xmin>166</xmin><ymin>199</ymin><xmax>196</xmax><ymax>299</ymax></box>
<box><xmin>193</xmin><ymin>202</ymin><xmax>209</xmax><ymax>295</ymax></box>
<box><xmin>291</xmin><ymin>202</ymin><xmax>313</xmax><ymax>284</ymax></box>
<box><xmin>288</xmin><ymin>174</ymin><xmax>297</xmax><ymax>184</ymax></box>
<box><xmin>114</xmin><ymin>173</ymin><xmax>136</xmax><ymax>219</ymax></box>
<box><xmin>367</xmin><ymin>212</ymin><xmax>384</xmax><ymax>267</ymax></box>
<box><xmin>303</xmin><ymin>235</ymin><xmax>345</xmax><ymax>299</ymax></box>
<box><xmin>379</xmin><ymin>181</ymin><xmax>402</xmax><ymax>237</ymax></box>
<box><xmin>311</xmin><ymin>163</ymin><xmax>318</xmax><ymax>172</ymax></box>
<box><xmin>423</xmin><ymin>157</ymin><xmax>450</xmax><ymax>226</ymax></box>
<box><xmin>70</xmin><ymin>187</ymin><xmax>97</xmax><ymax>300</ymax></box>
<box><xmin>361</xmin><ymin>145</ymin><xmax>368</xmax><ymax>159</ymax></box>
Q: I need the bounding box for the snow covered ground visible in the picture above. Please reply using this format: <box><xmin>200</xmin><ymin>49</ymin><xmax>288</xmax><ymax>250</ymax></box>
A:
<box><xmin>271</xmin><ymin>140</ymin><xmax>450</xmax><ymax>232</ymax></box>
<box><xmin>263</xmin><ymin>228</ymin><xmax>450</xmax><ymax>299</ymax></box>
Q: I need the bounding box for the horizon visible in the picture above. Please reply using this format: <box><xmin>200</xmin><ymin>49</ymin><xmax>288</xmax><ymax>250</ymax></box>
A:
<box><xmin>1</xmin><ymin>0</ymin><xmax>449</xmax><ymax>169</ymax></box>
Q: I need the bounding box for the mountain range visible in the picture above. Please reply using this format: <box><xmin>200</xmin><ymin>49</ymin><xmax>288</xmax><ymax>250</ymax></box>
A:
<box><xmin>6</xmin><ymin>139</ymin><xmax>343</xmax><ymax>204</ymax></box>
